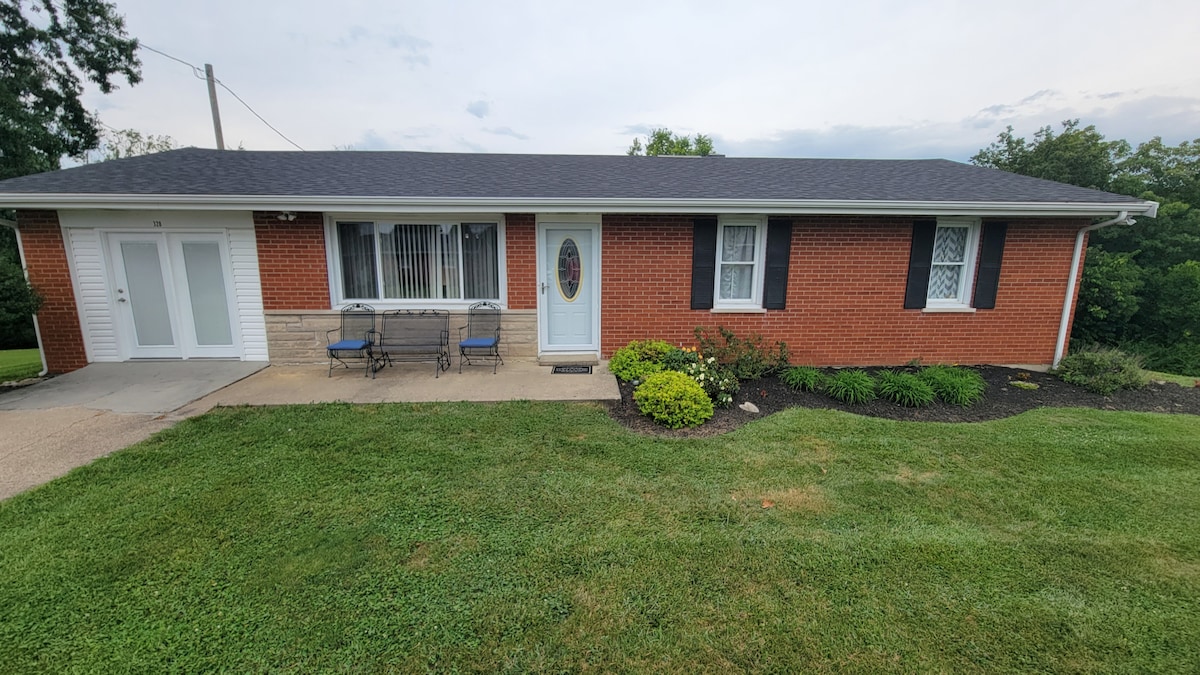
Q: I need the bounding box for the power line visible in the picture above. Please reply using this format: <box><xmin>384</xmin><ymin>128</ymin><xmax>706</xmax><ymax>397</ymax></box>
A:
<box><xmin>138</xmin><ymin>43</ymin><xmax>306</xmax><ymax>151</ymax></box>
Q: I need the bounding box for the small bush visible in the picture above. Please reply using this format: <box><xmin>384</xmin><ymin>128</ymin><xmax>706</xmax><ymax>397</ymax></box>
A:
<box><xmin>1055</xmin><ymin>347</ymin><xmax>1148</xmax><ymax>395</ymax></box>
<box><xmin>824</xmin><ymin>369</ymin><xmax>876</xmax><ymax>404</ymax></box>
<box><xmin>877</xmin><ymin>370</ymin><xmax>935</xmax><ymax>407</ymax></box>
<box><xmin>919</xmin><ymin>366</ymin><xmax>986</xmax><ymax>407</ymax></box>
<box><xmin>633</xmin><ymin>370</ymin><xmax>715</xmax><ymax>428</ymax></box>
<box><xmin>681</xmin><ymin>357</ymin><xmax>739</xmax><ymax>408</ymax></box>
<box><xmin>694</xmin><ymin>326</ymin><xmax>789</xmax><ymax>380</ymax></box>
<box><xmin>608</xmin><ymin>339</ymin><xmax>674</xmax><ymax>382</ymax></box>
<box><xmin>781</xmin><ymin>366</ymin><xmax>825</xmax><ymax>392</ymax></box>
<box><xmin>662</xmin><ymin>346</ymin><xmax>701</xmax><ymax>372</ymax></box>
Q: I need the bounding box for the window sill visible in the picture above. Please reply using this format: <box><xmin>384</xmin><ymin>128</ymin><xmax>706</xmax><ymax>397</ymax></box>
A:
<box><xmin>710</xmin><ymin>307</ymin><xmax>768</xmax><ymax>314</ymax></box>
<box><xmin>922</xmin><ymin>306</ymin><xmax>977</xmax><ymax>314</ymax></box>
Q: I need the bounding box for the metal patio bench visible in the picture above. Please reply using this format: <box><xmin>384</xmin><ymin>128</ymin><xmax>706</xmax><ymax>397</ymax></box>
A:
<box><xmin>457</xmin><ymin>301</ymin><xmax>503</xmax><ymax>374</ymax></box>
<box><xmin>326</xmin><ymin>303</ymin><xmax>382</xmax><ymax>378</ymax></box>
<box><xmin>377</xmin><ymin>309</ymin><xmax>451</xmax><ymax>378</ymax></box>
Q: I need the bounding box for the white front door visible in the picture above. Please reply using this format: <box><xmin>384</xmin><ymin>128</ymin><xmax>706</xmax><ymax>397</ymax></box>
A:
<box><xmin>108</xmin><ymin>232</ymin><xmax>240</xmax><ymax>359</ymax></box>
<box><xmin>538</xmin><ymin>223</ymin><xmax>599</xmax><ymax>353</ymax></box>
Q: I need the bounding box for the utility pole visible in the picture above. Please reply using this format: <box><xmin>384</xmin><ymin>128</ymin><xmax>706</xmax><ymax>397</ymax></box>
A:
<box><xmin>205</xmin><ymin>63</ymin><xmax>225</xmax><ymax>150</ymax></box>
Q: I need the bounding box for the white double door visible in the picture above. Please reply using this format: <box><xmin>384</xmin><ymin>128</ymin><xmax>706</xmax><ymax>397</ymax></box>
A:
<box><xmin>108</xmin><ymin>231</ymin><xmax>240</xmax><ymax>359</ymax></box>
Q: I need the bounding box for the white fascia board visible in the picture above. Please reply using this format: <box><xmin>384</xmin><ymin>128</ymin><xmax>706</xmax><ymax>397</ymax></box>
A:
<box><xmin>0</xmin><ymin>193</ymin><xmax>1160</xmax><ymax>218</ymax></box>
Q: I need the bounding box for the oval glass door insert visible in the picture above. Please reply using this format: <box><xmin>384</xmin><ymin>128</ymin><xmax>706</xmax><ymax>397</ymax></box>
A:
<box><xmin>557</xmin><ymin>238</ymin><xmax>582</xmax><ymax>301</ymax></box>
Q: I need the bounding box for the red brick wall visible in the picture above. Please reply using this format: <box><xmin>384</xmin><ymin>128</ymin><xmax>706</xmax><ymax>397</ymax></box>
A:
<box><xmin>505</xmin><ymin>214</ymin><xmax>537</xmax><ymax>310</ymax></box>
<box><xmin>15</xmin><ymin>210</ymin><xmax>87</xmax><ymax>373</ymax></box>
<box><xmin>252</xmin><ymin>212</ymin><xmax>331</xmax><ymax>310</ymax></box>
<box><xmin>600</xmin><ymin>214</ymin><xmax>1089</xmax><ymax>366</ymax></box>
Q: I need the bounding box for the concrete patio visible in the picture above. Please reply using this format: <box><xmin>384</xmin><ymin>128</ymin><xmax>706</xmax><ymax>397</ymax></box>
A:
<box><xmin>181</xmin><ymin>359</ymin><xmax>620</xmax><ymax>414</ymax></box>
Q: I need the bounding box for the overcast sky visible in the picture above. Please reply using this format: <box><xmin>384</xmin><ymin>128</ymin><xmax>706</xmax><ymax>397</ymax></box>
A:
<box><xmin>81</xmin><ymin>0</ymin><xmax>1200</xmax><ymax>162</ymax></box>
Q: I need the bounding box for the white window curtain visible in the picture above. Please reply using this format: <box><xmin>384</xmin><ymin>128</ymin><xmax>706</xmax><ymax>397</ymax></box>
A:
<box><xmin>719</xmin><ymin>225</ymin><xmax>756</xmax><ymax>300</ymax></box>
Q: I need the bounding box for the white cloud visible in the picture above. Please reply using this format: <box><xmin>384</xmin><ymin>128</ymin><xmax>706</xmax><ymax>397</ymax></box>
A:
<box><xmin>77</xmin><ymin>0</ymin><xmax>1200</xmax><ymax>159</ymax></box>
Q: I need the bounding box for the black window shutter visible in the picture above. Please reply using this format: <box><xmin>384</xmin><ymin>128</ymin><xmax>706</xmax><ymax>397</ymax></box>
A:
<box><xmin>690</xmin><ymin>217</ymin><xmax>718</xmax><ymax>309</ymax></box>
<box><xmin>763</xmin><ymin>218</ymin><xmax>792</xmax><ymax>309</ymax></box>
<box><xmin>972</xmin><ymin>222</ymin><xmax>1007</xmax><ymax>309</ymax></box>
<box><xmin>904</xmin><ymin>220</ymin><xmax>937</xmax><ymax>309</ymax></box>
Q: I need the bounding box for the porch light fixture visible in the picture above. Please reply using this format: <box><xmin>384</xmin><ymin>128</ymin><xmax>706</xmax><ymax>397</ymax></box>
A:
<box><xmin>276</xmin><ymin>211</ymin><xmax>296</xmax><ymax>221</ymax></box>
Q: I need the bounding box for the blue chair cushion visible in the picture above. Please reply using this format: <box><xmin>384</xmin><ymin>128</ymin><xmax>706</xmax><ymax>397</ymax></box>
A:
<box><xmin>459</xmin><ymin>337</ymin><xmax>498</xmax><ymax>349</ymax></box>
<box><xmin>328</xmin><ymin>339</ymin><xmax>370</xmax><ymax>351</ymax></box>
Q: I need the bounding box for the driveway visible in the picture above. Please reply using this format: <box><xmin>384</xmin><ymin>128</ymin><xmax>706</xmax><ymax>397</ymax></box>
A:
<box><xmin>0</xmin><ymin>362</ymin><xmax>264</xmax><ymax>500</ymax></box>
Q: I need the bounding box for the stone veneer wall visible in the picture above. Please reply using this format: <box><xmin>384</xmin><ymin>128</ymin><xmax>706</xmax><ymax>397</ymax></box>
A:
<box><xmin>265</xmin><ymin>309</ymin><xmax>537</xmax><ymax>364</ymax></box>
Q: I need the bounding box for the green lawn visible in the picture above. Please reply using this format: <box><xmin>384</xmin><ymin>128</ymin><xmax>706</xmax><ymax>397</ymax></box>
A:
<box><xmin>0</xmin><ymin>348</ymin><xmax>41</xmax><ymax>382</ymax></box>
<box><xmin>1</xmin><ymin>403</ymin><xmax>1198</xmax><ymax>672</ymax></box>
<box><xmin>1148</xmin><ymin>370</ymin><xmax>1200</xmax><ymax>388</ymax></box>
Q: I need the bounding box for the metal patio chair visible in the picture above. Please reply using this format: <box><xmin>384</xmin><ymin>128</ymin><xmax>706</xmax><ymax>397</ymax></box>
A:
<box><xmin>326</xmin><ymin>303</ymin><xmax>381</xmax><ymax>378</ymax></box>
<box><xmin>457</xmin><ymin>301</ymin><xmax>503</xmax><ymax>374</ymax></box>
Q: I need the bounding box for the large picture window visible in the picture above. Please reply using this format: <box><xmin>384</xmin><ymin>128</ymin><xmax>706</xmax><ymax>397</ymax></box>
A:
<box><xmin>333</xmin><ymin>219</ymin><xmax>500</xmax><ymax>302</ymax></box>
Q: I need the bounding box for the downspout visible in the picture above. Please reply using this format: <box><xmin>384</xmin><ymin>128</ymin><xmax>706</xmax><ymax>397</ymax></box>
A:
<box><xmin>1052</xmin><ymin>211</ymin><xmax>1131</xmax><ymax>369</ymax></box>
<box><xmin>0</xmin><ymin>218</ymin><xmax>49</xmax><ymax>377</ymax></box>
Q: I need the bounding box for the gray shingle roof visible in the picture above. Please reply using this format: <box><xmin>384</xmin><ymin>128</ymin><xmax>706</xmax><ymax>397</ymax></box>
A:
<box><xmin>0</xmin><ymin>147</ymin><xmax>1141</xmax><ymax>204</ymax></box>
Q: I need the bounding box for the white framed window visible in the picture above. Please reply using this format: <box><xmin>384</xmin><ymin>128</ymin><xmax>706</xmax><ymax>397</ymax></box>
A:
<box><xmin>328</xmin><ymin>216</ymin><xmax>504</xmax><ymax>305</ymax></box>
<box><xmin>926</xmin><ymin>218</ymin><xmax>980</xmax><ymax>308</ymax></box>
<box><xmin>714</xmin><ymin>216</ymin><xmax>767</xmax><ymax>309</ymax></box>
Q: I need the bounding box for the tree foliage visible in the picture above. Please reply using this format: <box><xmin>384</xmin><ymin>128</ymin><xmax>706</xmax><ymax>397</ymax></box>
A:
<box><xmin>84</xmin><ymin>127</ymin><xmax>178</xmax><ymax>162</ymax></box>
<box><xmin>628</xmin><ymin>128</ymin><xmax>716</xmax><ymax>156</ymax></box>
<box><xmin>0</xmin><ymin>0</ymin><xmax>142</xmax><ymax>180</ymax></box>
<box><xmin>973</xmin><ymin>120</ymin><xmax>1200</xmax><ymax>374</ymax></box>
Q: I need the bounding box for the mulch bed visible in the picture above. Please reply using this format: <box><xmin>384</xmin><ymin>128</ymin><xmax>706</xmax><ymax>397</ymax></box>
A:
<box><xmin>608</xmin><ymin>366</ymin><xmax>1200</xmax><ymax>438</ymax></box>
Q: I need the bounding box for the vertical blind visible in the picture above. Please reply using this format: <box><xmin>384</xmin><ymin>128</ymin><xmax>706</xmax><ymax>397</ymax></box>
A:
<box><xmin>337</xmin><ymin>221</ymin><xmax>499</xmax><ymax>301</ymax></box>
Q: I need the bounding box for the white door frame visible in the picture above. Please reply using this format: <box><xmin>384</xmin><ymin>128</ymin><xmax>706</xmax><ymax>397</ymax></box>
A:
<box><xmin>535</xmin><ymin>215</ymin><xmax>601</xmax><ymax>355</ymax></box>
<box><xmin>105</xmin><ymin>230</ymin><xmax>243</xmax><ymax>360</ymax></box>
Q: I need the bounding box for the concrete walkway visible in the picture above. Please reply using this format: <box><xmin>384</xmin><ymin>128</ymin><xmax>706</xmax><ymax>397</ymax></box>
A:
<box><xmin>0</xmin><ymin>359</ymin><xmax>618</xmax><ymax>501</ymax></box>
<box><xmin>0</xmin><ymin>362</ymin><xmax>266</xmax><ymax>500</ymax></box>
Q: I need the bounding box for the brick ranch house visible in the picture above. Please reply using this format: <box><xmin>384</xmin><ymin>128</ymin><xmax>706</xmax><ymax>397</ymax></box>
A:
<box><xmin>0</xmin><ymin>149</ymin><xmax>1158</xmax><ymax>375</ymax></box>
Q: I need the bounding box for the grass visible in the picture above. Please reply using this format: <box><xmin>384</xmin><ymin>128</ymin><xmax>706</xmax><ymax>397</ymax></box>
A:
<box><xmin>1148</xmin><ymin>370</ymin><xmax>1199</xmax><ymax>388</ymax></box>
<box><xmin>0</xmin><ymin>348</ymin><xmax>41</xmax><ymax>382</ymax></box>
<box><xmin>1</xmin><ymin>402</ymin><xmax>1199</xmax><ymax>672</ymax></box>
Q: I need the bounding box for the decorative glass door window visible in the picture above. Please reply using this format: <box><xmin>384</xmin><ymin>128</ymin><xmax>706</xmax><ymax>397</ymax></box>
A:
<box><xmin>557</xmin><ymin>237</ymin><xmax>581</xmax><ymax>301</ymax></box>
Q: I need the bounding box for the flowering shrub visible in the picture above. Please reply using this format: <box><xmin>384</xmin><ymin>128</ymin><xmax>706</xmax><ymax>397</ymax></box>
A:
<box><xmin>682</xmin><ymin>356</ymin><xmax>739</xmax><ymax>408</ymax></box>
<box><xmin>634</xmin><ymin>370</ymin><xmax>714</xmax><ymax>428</ymax></box>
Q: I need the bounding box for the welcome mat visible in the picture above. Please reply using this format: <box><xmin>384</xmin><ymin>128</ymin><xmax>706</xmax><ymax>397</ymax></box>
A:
<box><xmin>552</xmin><ymin>365</ymin><xmax>593</xmax><ymax>375</ymax></box>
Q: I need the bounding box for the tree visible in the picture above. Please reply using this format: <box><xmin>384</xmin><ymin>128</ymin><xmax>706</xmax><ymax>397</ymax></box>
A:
<box><xmin>0</xmin><ymin>0</ymin><xmax>142</xmax><ymax>180</ymax></box>
<box><xmin>627</xmin><ymin>128</ymin><xmax>716</xmax><ymax>156</ymax></box>
<box><xmin>0</xmin><ymin>228</ymin><xmax>41</xmax><ymax>349</ymax></box>
<box><xmin>971</xmin><ymin>120</ymin><xmax>1126</xmax><ymax>191</ymax></box>
<box><xmin>973</xmin><ymin>122</ymin><xmax>1200</xmax><ymax>373</ymax></box>
<box><xmin>81</xmin><ymin>127</ymin><xmax>178</xmax><ymax>163</ymax></box>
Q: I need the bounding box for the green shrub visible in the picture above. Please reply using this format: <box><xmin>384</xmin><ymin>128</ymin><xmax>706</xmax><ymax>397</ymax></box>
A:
<box><xmin>608</xmin><ymin>339</ymin><xmax>674</xmax><ymax>382</ymax></box>
<box><xmin>877</xmin><ymin>370</ymin><xmax>936</xmax><ymax>407</ymax></box>
<box><xmin>694</xmin><ymin>326</ymin><xmax>789</xmax><ymax>380</ymax></box>
<box><xmin>1055</xmin><ymin>347</ymin><xmax>1148</xmax><ymax>395</ymax></box>
<box><xmin>682</xmin><ymin>356</ymin><xmax>739</xmax><ymax>408</ymax></box>
<box><xmin>824</xmin><ymin>369</ymin><xmax>876</xmax><ymax>404</ymax></box>
<box><xmin>1124</xmin><ymin>339</ymin><xmax>1200</xmax><ymax>378</ymax></box>
<box><xmin>662</xmin><ymin>346</ymin><xmax>701</xmax><ymax>372</ymax></box>
<box><xmin>919</xmin><ymin>366</ymin><xmax>987</xmax><ymax>407</ymax></box>
<box><xmin>633</xmin><ymin>370</ymin><xmax>715</xmax><ymax>428</ymax></box>
<box><xmin>781</xmin><ymin>366</ymin><xmax>825</xmax><ymax>392</ymax></box>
